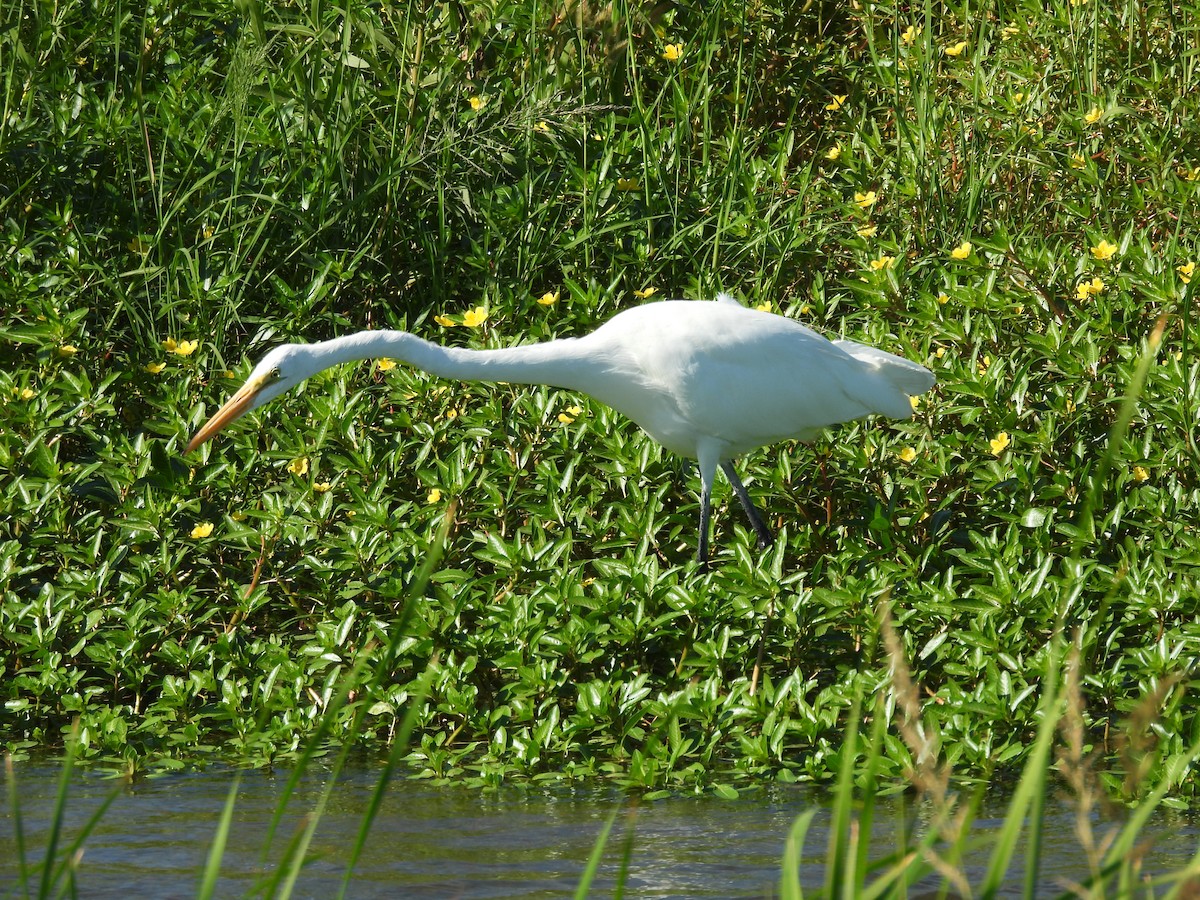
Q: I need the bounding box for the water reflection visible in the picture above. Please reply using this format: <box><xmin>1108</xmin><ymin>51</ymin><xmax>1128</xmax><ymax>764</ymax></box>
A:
<box><xmin>1</xmin><ymin>762</ymin><xmax>1196</xmax><ymax>898</ymax></box>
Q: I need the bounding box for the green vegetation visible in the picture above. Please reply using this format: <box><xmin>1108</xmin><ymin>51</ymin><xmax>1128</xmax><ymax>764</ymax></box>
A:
<box><xmin>2</xmin><ymin>0</ymin><xmax>1198</xmax><ymax>810</ymax></box>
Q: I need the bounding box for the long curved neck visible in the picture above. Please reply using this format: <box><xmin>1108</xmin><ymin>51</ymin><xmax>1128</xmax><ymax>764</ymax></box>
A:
<box><xmin>312</xmin><ymin>330</ymin><xmax>597</xmax><ymax>392</ymax></box>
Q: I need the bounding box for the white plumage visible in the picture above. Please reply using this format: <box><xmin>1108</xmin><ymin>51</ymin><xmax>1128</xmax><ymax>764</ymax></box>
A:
<box><xmin>187</xmin><ymin>296</ymin><xmax>934</xmax><ymax>564</ymax></box>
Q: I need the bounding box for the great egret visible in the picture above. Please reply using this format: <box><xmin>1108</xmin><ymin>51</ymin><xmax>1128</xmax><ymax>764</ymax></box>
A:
<box><xmin>186</xmin><ymin>295</ymin><xmax>934</xmax><ymax>564</ymax></box>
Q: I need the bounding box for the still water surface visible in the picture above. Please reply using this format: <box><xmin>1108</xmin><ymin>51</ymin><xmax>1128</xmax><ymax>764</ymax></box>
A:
<box><xmin>2</xmin><ymin>762</ymin><xmax>1197</xmax><ymax>898</ymax></box>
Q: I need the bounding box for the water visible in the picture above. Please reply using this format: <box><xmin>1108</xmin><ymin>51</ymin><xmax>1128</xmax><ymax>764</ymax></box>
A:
<box><xmin>2</xmin><ymin>762</ymin><xmax>1197</xmax><ymax>898</ymax></box>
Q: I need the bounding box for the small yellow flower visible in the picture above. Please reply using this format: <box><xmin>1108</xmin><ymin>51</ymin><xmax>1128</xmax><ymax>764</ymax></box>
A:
<box><xmin>145</xmin><ymin>361</ymin><xmax>166</xmax><ymax>374</ymax></box>
<box><xmin>855</xmin><ymin>190</ymin><xmax>878</xmax><ymax>208</ymax></box>
<box><xmin>537</xmin><ymin>291</ymin><xmax>559</xmax><ymax>306</ymax></box>
<box><xmin>978</xmin><ymin>354</ymin><xmax>992</xmax><ymax>373</ymax></box>
<box><xmin>288</xmin><ymin>457</ymin><xmax>309</xmax><ymax>476</ymax></box>
<box><xmin>825</xmin><ymin>94</ymin><xmax>848</xmax><ymax>111</ymax></box>
<box><xmin>937</xmin><ymin>292</ymin><xmax>950</xmax><ymax>304</ymax></box>
<box><xmin>534</xmin><ymin>121</ymin><xmax>551</xmax><ymax>134</ymax></box>
<box><xmin>1074</xmin><ymin>277</ymin><xmax>1106</xmax><ymax>301</ymax></box>
<box><xmin>190</xmin><ymin>522</ymin><xmax>214</xmax><ymax>539</ymax></box>
<box><xmin>1002</xmin><ymin>24</ymin><xmax>1020</xmax><ymax>40</ymax></box>
<box><xmin>616</xmin><ymin>177</ymin><xmax>641</xmax><ymax>191</ymax></box>
<box><xmin>901</xmin><ymin>25</ymin><xmax>921</xmax><ymax>46</ymax></box>
<box><xmin>1132</xmin><ymin>465</ymin><xmax>1150</xmax><ymax>483</ymax></box>
<box><xmin>943</xmin><ymin>41</ymin><xmax>968</xmax><ymax>57</ymax></box>
<box><xmin>427</xmin><ymin>488</ymin><xmax>442</xmax><ymax>503</ymax></box>
<box><xmin>377</xmin><ymin>358</ymin><xmax>397</xmax><ymax>371</ymax></box>
<box><xmin>462</xmin><ymin>306</ymin><xmax>489</xmax><ymax>327</ymax></box>
<box><xmin>18</xmin><ymin>387</ymin><xmax>36</xmax><ymax>400</ymax></box>
<box><xmin>558</xmin><ymin>404</ymin><xmax>584</xmax><ymax>424</ymax></box>
<box><xmin>951</xmin><ymin>241</ymin><xmax>972</xmax><ymax>260</ymax></box>
<box><xmin>435</xmin><ymin>314</ymin><xmax>456</xmax><ymax>327</ymax></box>
<box><xmin>897</xmin><ymin>446</ymin><xmax>917</xmax><ymax>463</ymax></box>
<box><xmin>313</xmin><ymin>481</ymin><xmax>332</xmax><ymax>493</ymax></box>
<box><xmin>1177</xmin><ymin>166</ymin><xmax>1200</xmax><ymax>182</ymax></box>
<box><xmin>1012</xmin><ymin>92</ymin><xmax>1025</xmax><ymax>104</ymax></box>
<box><xmin>856</xmin><ymin>224</ymin><xmax>877</xmax><ymax>238</ymax></box>
<box><xmin>163</xmin><ymin>337</ymin><xmax>198</xmax><ymax>356</ymax></box>
<box><xmin>127</xmin><ymin>236</ymin><xmax>152</xmax><ymax>254</ymax></box>
<box><xmin>935</xmin><ymin>346</ymin><xmax>946</xmax><ymax>358</ymax></box>
<box><xmin>869</xmin><ymin>254</ymin><xmax>895</xmax><ymax>271</ymax></box>
<box><xmin>910</xmin><ymin>395</ymin><xmax>922</xmax><ymax>411</ymax></box>
<box><xmin>444</xmin><ymin>408</ymin><xmax>459</xmax><ymax>420</ymax></box>
<box><xmin>1090</xmin><ymin>239</ymin><xmax>1118</xmax><ymax>261</ymax></box>
<box><xmin>202</xmin><ymin>223</ymin><xmax>215</xmax><ymax>239</ymax></box>
<box><xmin>755</xmin><ymin>302</ymin><xmax>772</xmax><ymax>312</ymax></box>
<box><xmin>58</xmin><ymin>345</ymin><xmax>78</xmax><ymax>357</ymax></box>
<box><xmin>662</xmin><ymin>42</ymin><xmax>683</xmax><ymax>62</ymax></box>
<box><xmin>825</xmin><ymin>145</ymin><xmax>842</xmax><ymax>161</ymax></box>
<box><xmin>1070</xmin><ymin>152</ymin><xmax>1086</xmax><ymax>169</ymax></box>
<box><xmin>1177</xmin><ymin>261</ymin><xmax>1195</xmax><ymax>284</ymax></box>
<box><xmin>989</xmin><ymin>432</ymin><xmax>1011</xmax><ymax>456</ymax></box>
<box><xmin>633</xmin><ymin>286</ymin><xmax>658</xmax><ymax>299</ymax></box>
<box><xmin>469</xmin><ymin>95</ymin><xmax>487</xmax><ymax>111</ymax></box>
<box><xmin>1084</xmin><ymin>106</ymin><xmax>1103</xmax><ymax>125</ymax></box>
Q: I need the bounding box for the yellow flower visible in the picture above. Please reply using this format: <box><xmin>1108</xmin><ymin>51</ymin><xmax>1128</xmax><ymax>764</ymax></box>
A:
<box><xmin>435</xmin><ymin>314</ymin><xmax>456</xmax><ymax>327</ymax></box>
<box><xmin>755</xmin><ymin>302</ymin><xmax>772</xmax><ymax>312</ymax></box>
<box><xmin>288</xmin><ymin>457</ymin><xmax>309</xmax><ymax>476</ymax></box>
<box><xmin>901</xmin><ymin>25</ymin><xmax>921</xmax><ymax>46</ymax></box>
<box><xmin>1090</xmin><ymin>239</ymin><xmax>1118</xmax><ymax>261</ymax></box>
<box><xmin>909</xmin><ymin>395</ymin><xmax>921</xmax><ymax>411</ymax></box>
<box><xmin>935</xmin><ymin>346</ymin><xmax>946</xmax><ymax>358</ymax></box>
<box><xmin>1070</xmin><ymin>152</ymin><xmax>1086</xmax><ymax>169</ymax></box>
<box><xmin>951</xmin><ymin>241</ymin><xmax>972</xmax><ymax>260</ymax></box>
<box><xmin>190</xmin><ymin>522</ymin><xmax>214</xmax><ymax>539</ymax></box>
<box><xmin>825</xmin><ymin>94</ymin><xmax>848</xmax><ymax>111</ymax></box>
<box><xmin>58</xmin><ymin>345</ymin><xmax>78</xmax><ymax>357</ymax></box>
<box><xmin>163</xmin><ymin>337</ymin><xmax>198</xmax><ymax>356</ymax></box>
<box><xmin>469</xmin><ymin>95</ymin><xmax>487</xmax><ymax>111</ymax></box>
<box><xmin>869</xmin><ymin>254</ymin><xmax>895</xmax><ymax>271</ymax></box>
<box><xmin>944</xmin><ymin>41</ymin><xmax>968</xmax><ymax>57</ymax></box>
<box><xmin>537</xmin><ymin>291</ymin><xmax>559</xmax><ymax>306</ymax></box>
<box><xmin>978</xmin><ymin>354</ymin><xmax>992</xmax><ymax>373</ymax></box>
<box><xmin>855</xmin><ymin>190</ymin><xmax>878</xmax><ymax>208</ymax></box>
<box><xmin>1002</xmin><ymin>24</ymin><xmax>1020</xmax><ymax>40</ymax></box>
<box><xmin>462</xmin><ymin>306</ymin><xmax>489</xmax><ymax>327</ymax></box>
<box><xmin>313</xmin><ymin>481</ymin><xmax>332</xmax><ymax>493</ymax></box>
<box><xmin>825</xmin><ymin>145</ymin><xmax>841</xmax><ymax>161</ymax></box>
<box><xmin>534</xmin><ymin>120</ymin><xmax>551</xmax><ymax>134</ymax></box>
<box><xmin>633</xmin><ymin>286</ymin><xmax>657</xmax><ymax>299</ymax></box>
<box><xmin>937</xmin><ymin>292</ymin><xmax>950</xmax><ymax>304</ymax></box>
<box><xmin>558</xmin><ymin>404</ymin><xmax>584</xmax><ymax>424</ymax></box>
<box><xmin>1084</xmin><ymin>106</ymin><xmax>1103</xmax><ymax>125</ymax></box>
<box><xmin>897</xmin><ymin>446</ymin><xmax>917</xmax><ymax>463</ymax></box>
<box><xmin>145</xmin><ymin>361</ymin><xmax>166</xmax><ymax>374</ymax></box>
<box><xmin>1177</xmin><ymin>261</ymin><xmax>1195</xmax><ymax>284</ymax></box>
<box><xmin>989</xmin><ymin>432</ymin><xmax>1010</xmax><ymax>456</ymax></box>
<box><xmin>662</xmin><ymin>42</ymin><xmax>683</xmax><ymax>62</ymax></box>
<box><xmin>127</xmin><ymin>236</ymin><xmax>152</xmax><ymax>254</ymax></box>
<box><xmin>1177</xmin><ymin>166</ymin><xmax>1200</xmax><ymax>182</ymax></box>
<box><xmin>377</xmin><ymin>358</ymin><xmax>397</xmax><ymax>371</ymax></box>
<box><xmin>427</xmin><ymin>488</ymin><xmax>442</xmax><ymax>503</ymax></box>
<box><xmin>1132</xmin><ymin>465</ymin><xmax>1150</xmax><ymax>483</ymax></box>
<box><xmin>616</xmin><ymin>177</ymin><xmax>641</xmax><ymax>191</ymax></box>
<box><xmin>856</xmin><ymin>224</ymin><xmax>877</xmax><ymax>238</ymax></box>
<box><xmin>18</xmin><ymin>387</ymin><xmax>36</xmax><ymax>400</ymax></box>
<box><xmin>444</xmin><ymin>408</ymin><xmax>459</xmax><ymax>420</ymax></box>
<box><xmin>1012</xmin><ymin>92</ymin><xmax>1025</xmax><ymax>104</ymax></box>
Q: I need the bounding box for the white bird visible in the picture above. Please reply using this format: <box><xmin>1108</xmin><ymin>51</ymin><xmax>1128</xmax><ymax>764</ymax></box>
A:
<box><xmin>186</xmin><ymin>294</ymin><xmax>934</xmax><ymax>565</ymax></box>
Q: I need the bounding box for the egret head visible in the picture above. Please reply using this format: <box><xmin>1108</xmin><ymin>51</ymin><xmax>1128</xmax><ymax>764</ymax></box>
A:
<box><xmin>185</xmin><ymin>343</ymin><xmax>325</xmax><ymax>454</ymax></box>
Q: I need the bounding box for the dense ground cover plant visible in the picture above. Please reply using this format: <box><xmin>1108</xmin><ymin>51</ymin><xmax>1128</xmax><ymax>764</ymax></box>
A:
<box><xmin>2</xmin><ymin>0</ymin><xmax>1199</xmax><ymax>799</ymax></box>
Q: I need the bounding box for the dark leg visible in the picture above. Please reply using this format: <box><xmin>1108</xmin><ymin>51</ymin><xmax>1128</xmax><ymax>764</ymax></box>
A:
<box><xmin>721</xmin><ymin>461</ymin><xmax>774</xmax><ymax>549</ymax></box>
<box><xmin>697</xmin><ymin>475</ymin><xmax>712</xmax><ymax>569</ymax></box>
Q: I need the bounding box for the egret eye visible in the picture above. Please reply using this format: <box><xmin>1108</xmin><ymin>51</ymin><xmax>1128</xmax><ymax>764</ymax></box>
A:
<box><xmin>270</xmin><ymin>366</ymin><xmax>281</xmax><ymax>380</ymax></box>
